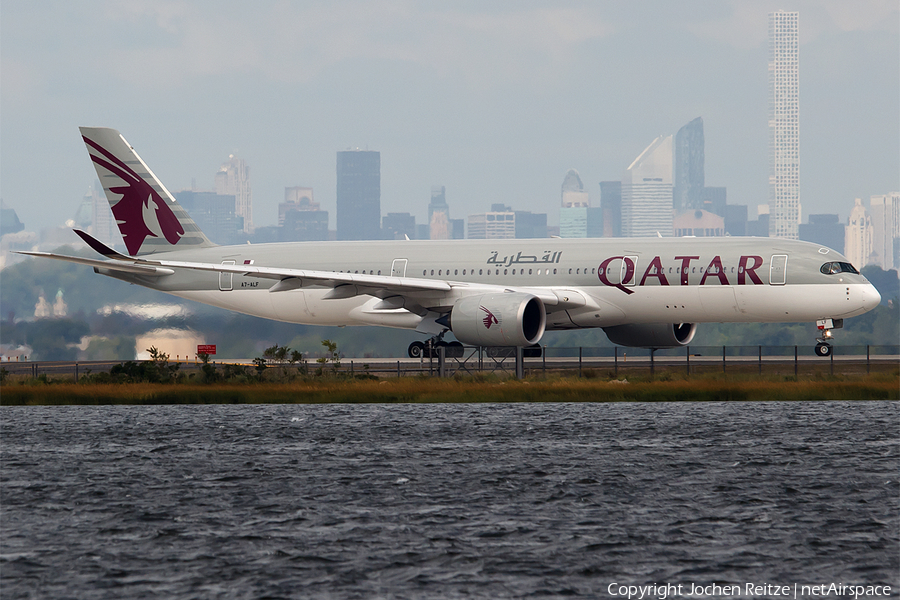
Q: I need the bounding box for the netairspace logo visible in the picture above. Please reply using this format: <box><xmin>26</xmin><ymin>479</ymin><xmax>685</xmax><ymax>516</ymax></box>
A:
<box><xmin>606</xmin><ymin>582</ymin><xmax>893</xmax><ymax>599</ymax></box>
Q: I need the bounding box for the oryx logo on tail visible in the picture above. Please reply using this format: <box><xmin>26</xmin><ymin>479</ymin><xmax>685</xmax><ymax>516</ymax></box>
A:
<box><xmin>480</xmin><ymin>306</ymin><xmax>499</xmax><ymax>329</ymax></box>
<box><xmin>82</xmin><ymin>136</ymin><xmax>184</xmax><ymax>256</ymax></box>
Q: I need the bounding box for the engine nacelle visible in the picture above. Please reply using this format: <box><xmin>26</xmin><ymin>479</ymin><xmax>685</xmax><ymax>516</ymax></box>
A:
<box><xmin>450</xmin><ymin>293</ymin><xmax>546</xmax><ymax>347</ymax></box>
<box><xmin>602</xmin><ymin>323</ymin><xmax>697</xmax><ymax>348</ymax></box>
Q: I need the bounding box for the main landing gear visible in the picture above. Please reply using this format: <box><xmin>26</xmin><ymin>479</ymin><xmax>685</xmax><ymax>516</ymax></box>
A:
<box><xmin>408</xmin><ymin>335</ymin><xmax>464</xmax><ymax>359</ymax></box>
<box><xmin>814</xmin><ymin>318</ymin><xmax>843</xmax><ymax>357</ymax></box>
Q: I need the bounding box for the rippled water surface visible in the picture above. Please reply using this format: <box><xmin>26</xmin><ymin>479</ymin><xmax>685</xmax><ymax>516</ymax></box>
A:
<box><xmin>2</xmin><ymin>401</ymin><xmax>898</xmax><ymax>599</ymax></box>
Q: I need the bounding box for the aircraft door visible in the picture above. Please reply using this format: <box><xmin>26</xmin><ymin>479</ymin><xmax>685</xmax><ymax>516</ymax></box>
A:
<box><xmin>620</xmin><ymin>256</ymin><xmax>639</xmax><ymax>286</ymax></box>
<box><xmin>769</xmin><ymin>255</ymin><xmax>787</xmax><ymax>285</ymax></box>
<box><xmin>391</xmin><ymin>259</ymin><xmax>408</xmax><ymax>277</ymax></box>
<box><xmin>219</xmin><ymin>260</ymin><xmax>235</xmax><ymax>291</ymax></box>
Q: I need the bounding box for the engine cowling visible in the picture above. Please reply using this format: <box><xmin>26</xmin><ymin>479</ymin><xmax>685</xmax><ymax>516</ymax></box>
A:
<box><xmin>450</xmin><ymin>293</ymin><xmax>546</xmax><ymax>347</ymax></box>
<box><xmin>602</xmin><ymin>323</ymin><xmax>697</xmax><ymax>348</ymax></box>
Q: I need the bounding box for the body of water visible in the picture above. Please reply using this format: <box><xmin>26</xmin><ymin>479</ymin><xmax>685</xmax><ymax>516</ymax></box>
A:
<box><xmin>2</xmin><ymin>401</ymin><xmax>897</xmax><ymax>599</ymax></box>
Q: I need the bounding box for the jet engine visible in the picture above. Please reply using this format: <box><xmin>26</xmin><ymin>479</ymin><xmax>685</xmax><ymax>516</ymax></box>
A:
<box><xmin>449</xmin><ymin>293</ymin><xmax>546</xmax><ymax>347</ymax></box>
<box><xmin>602</xmin><ymin>323</ymin><xmax>697</xmax><ymax>348</ymax></box>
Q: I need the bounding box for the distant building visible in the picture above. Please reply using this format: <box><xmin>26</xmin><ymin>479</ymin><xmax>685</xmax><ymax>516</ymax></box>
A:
<box><xmin>870</xmin><ymin>193</ymin><xmax>900</xmax><ymax>270</ymax></box>
<box><xmin>844</xmin><ymin>198</ymin><xmax>873</xmax><ymax>268</ymax></box>
<box><xmin>768</xmin><ymin>10</ymin><xmax>801</xmax><ymax>239</ymax></box>
<box><xmin>600</xmin><ymin>181</ymin><xmax>622</xmax><ymax>237</ymax></box>
<box><xmin>428</xmin><ymin>186</ymin><xmax>450</xmax><ymax>240</ymax></box>
<box><xmin>559</xmin><ymin>207</ymin><xmax>587</xmax><ymax>238</ymax></box>
<box><xmin>283</xmin><ymin>210</ymin><xmax>329</xmax><ymax>242</ymax></box>
<box><xmin>514</xmin><ymin>211</ymin><xmax>547</xmax><ymax>239</ymax></box>
<box><xmin>622</xmin><ymin>135</ymin><xmax>674</xmax><ymax>237</ymax></box>
<box><xmin>279</xmin><ymin>187</ymin><xmax>328</xmax><ymax>241</ymax></box>
<box><xmin>747</xmin><ymin>205</ymin><xmax>770</xmax><ymax>237</ymax></box>
<box><xmin>336</xmin><ymin>150</ymin><xmax>381</xmax><ymax>240</ymax></box>
<box><xmin>701</xmin><ymin>187</ymin><xmax>727</xmax><ymax>217</ymax></box>
<box><xmin>0</xmin><ymin>200</ymin><xmax>24</xmax><ymax>237</ymax></box>
<box><xmin>799</xmin><ymin>214</ymin><xmax>845</xmax><ymax>254</ymax></box>
<box><xmin>175</xmin><ymin>191</ymin><xmax>242</xmax><ymax>245</ymax></box>
<box><xmin>561</xmin><ymin>169</ymin><xmax>589</xmax><ymax>208</ymax></box>
<box><xmin>724</xmin><ymin>204</ymin><xmax>748</xmax><ymax>236</ymax></box>
<box><xmin>674</xmin><ymin>209</ymin><xmax>725</xmax><ymax>237</ymax></box>
<box><xmin>280</xmin><ymin>187</ymin><xmax>316</xmax><ymax>225</ymax></box>
<box><xmin>586</xmin><ymin>207</ymin><xmax>604</xmax><ymax>238</ymax></box>
<box><xmin>382</xmin><ymin>212</ymin><xmax>417</xmax><ymax>240</ymax></box>
<box><xmin>450</xmin><ymin>219</ymin><xmax>465</xmax><ymax>240</ymax></box>
<box><xmin>215</xmin><ymin>155</ymin><xmax>252</xmax><ymax>233</ymax></box>
<box><xmin>468</xmin><ymin>205</ymin><xmax>515</xmax><ymax>239</ymax></box>
<box><xmin>674</xmin><ymin>117</ymin><xmax>705</xmax><ymax>213</ymax></box>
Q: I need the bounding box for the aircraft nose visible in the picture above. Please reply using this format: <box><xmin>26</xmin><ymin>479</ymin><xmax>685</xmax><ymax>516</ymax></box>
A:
<box><xmin>864</xmin><ymin>283</ymin><xmax>882</xmax><ymax>307</ymax></box>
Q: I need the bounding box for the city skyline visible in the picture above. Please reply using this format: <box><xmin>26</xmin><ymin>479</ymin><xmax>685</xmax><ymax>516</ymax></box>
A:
<box><xmin>1</xmin><ymin>1</ymin><xmax>897</xmax><ymax>234</ymax></box>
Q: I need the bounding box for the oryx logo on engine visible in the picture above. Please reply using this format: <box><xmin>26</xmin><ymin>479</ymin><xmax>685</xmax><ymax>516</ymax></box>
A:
<box><xmin>480</xmin><ymin>306</ymin><xmax>499</xmax><ymax>329</ymax></box>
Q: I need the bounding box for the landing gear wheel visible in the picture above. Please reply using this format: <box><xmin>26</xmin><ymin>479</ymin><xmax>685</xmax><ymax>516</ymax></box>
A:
<box><xmin>408</xmin><ymin>341</ymin><xmax>425</xmax><ymax>359</ymax></box>
<box><xmin>815</xmin><ymin>342</ymin><xmax>833</xmax><ymax>357</ymax></box>
<box><xmin>447</xmin><ymin>341</ymin><xmax>464</xmax><ymax>358</ymax></box>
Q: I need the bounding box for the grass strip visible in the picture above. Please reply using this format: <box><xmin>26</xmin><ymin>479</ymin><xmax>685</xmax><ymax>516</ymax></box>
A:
<box><xmin>1</xmin><ymin>378</ymin><xmax>897</xmax><ymax>405</ymax></box>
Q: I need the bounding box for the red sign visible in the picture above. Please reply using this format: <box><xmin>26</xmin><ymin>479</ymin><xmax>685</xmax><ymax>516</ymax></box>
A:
<box><xmin>197</xmin><ymin>345</ymin><xmax>217</xmax><ymax>355</ymax></box>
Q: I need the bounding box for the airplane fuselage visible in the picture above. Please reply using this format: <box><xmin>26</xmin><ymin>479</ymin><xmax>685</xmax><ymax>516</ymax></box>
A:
<box><xmin>105</xmin><ymin>236</ymin><xmax>879</xmax><ymax>333</ymax></box>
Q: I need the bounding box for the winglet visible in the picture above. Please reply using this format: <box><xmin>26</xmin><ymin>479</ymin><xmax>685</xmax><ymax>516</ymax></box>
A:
<box><xmin>73</xmin><ymin>229</ymin><xmax>134</xmax><ymax>261</ymax></box>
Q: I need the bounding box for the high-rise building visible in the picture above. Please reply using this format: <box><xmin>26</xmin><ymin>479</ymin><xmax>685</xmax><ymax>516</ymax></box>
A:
<box><xmin>468</xmin><ymin>205</ymin><xmax>515</xmax><ymax>239</ymax></box>
<box><xmin>561</xmin><ymin>169</ymin><xmax>589</xmax><ymax>208</ymax></box>
<box><xmin>799</xmin><ymin>214</ymin><xmax>845</xmax><ymax>254</ymax></box>
<box><xmin>560</xmin><ymin>169</ymin><xmax>590</xmax><ymax>238</ymax></box>
<box><xmin>768</xmin><ymin>11</ymin><xmax>800</xmax><ymax>239</ymax></box>
<box><xmin>215</xmin><ymin>155</ymin><xmax>252</xmax><ymax>234</ymax></box>
<box><xmin>336</xmin><ymin>150</ymin><xmax>381</xmax><ymax>241</ymax></box>
<box><xmin>600</xmin><ymin>181</ymin><xmax>622</xmax><ymax>237</ymax></box>
<box><xmin>0</xmin><ymin>199</ymin><xmax>24</xmax><ymax>237</ymax></box>
<box><xmin>870</xmin><ymin>193</ymin><xmax>900</xmax><ymax>270</ymax></box>
<box><xmin>280</xmin><ymin>187</ymin><xmax>316</xmax><ymax>225</ymax></box>
<box><xmin>724</xmin><ymin>204</ymin><xmax>748</xmax><ymax>237</ymax></box>
<box><xmin>278</xmin><ymin>187</ymin><xmax>328</xmax><ymax>241</ymax></box>
<box><xmin>382</xmin><ymin>212</ymin><xmax>417</xmax><ymax>240</ymax></box>
<box><xmin>622</xmin><ymin>135</ymin><xmax>674</xmax><ymax>237</ymax></box>
<box><xmin>175</xmin><ymin>190</ymin><xmax>242</xmax><ymax>245</ymax></box>
<box><xmin>428</xmin><ymin>186</ymin><xmax>450</xmax><ymax>240</ymax></box>
<box><xmin>514</xmin><ymin>211</ymin><xmax>548</xmax><ymax>239</ymax></box>
<box><xmin>674</xmin><ymin>117</ymin><xmax>705</xmax><ymax>213</ymax></box>
<box><xmin>844</xmin><ymin>199</ymin><xmax>873</xmax><ymax>269</ymax></box>
<box><xmin>674</xmin><ymin>209</ymin><xmax>725</xmax><ymax>237</ymax></box>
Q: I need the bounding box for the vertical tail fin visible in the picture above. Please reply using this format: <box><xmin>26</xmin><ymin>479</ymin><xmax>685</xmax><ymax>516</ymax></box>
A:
<box><xmin>79</xmin><ymin>127</ymin><xmax>215</xmax><ymax>256</ymax></box>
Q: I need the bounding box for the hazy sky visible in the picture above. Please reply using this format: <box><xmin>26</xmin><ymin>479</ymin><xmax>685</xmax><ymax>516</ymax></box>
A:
<box><xmin>2</xmin><ymin>0</ymin><xmax>897</xmax><ymax>234</ymax></box>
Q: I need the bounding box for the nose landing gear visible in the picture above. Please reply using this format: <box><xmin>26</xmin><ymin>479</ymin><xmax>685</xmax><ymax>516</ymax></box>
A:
<box><xmin>815</xmin><ymin>318</ymin><xmax>843</xmax><ymax>357</ymax></box>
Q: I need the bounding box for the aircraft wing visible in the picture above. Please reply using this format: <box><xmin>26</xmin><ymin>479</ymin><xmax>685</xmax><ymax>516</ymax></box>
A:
<box><xmin>20</xmin><ymin>230</ymin><xmax>585</xmax><ymax>311</ymax></box>
<box><xmin>146</xmin><ymin>257</ymin><xmax>578</xmax><ymax>309</ymax></box>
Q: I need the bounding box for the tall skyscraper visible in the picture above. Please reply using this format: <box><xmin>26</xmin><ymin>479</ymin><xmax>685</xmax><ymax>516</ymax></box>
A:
<box><xmin>468</xmin><ymin>205</ymin><xmax>515</xmax><ymax>239</ymax></box>
<box><xmin>768</xmin><ymin>11</ymin><xmax>800</xmax><ymax>239</ymax></box>
<box><xmin>622</xmin><ymin>135</ymin><xmax>673</xmax><ymax>237</ymax></box>
<box><xmin>428</xmin><ymin>186</ymin><xmax>450</xmax><ymax>240</ymax></box>
<box><xmin>844</xmin><ymin>199</ymin><xmax>873</xmax><ymax>269</ymax></box>
<box><xmin>673</xmin><ymin>117</ymin><xmax>705</xmax><ymax>213</ymax></box>
<box><xmin>560</xmin><ymin>169</ymin><xmax>589</xmax><ymax>238</ymax></box>
<box><xmin>600</xmin><ymin>181</ymin><xmax>622</xmax><ymax>237</ymax></box>
<box><xmin>561</xmin><ymin>169</ymin><xmax>589</xmax><ymax>208</ymax></box>
<box><xmin>336</xmin><ymin>150</ymin><xmax>381</xmax><ymax>241</ymax></box>
<box><xmin>215</xmin><ymin>155</ymin><xmax>252</xmax><ymax>234</ymax></box>
<box><xmin>870</xmin><ymin>193</ymin><xmax>900</xmax><ymax>270</ymax></box>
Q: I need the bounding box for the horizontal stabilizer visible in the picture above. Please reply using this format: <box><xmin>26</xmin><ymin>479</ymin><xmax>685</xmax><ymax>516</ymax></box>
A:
<box><xmin>16</xmin><ymin>251</ymin><xmax>174</xmax><ymax>276</ymax></box>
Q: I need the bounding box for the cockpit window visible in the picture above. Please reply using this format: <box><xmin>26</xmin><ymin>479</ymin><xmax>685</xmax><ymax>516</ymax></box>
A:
<box><xmin>820</xmin><ymin>261</ymin><xmax>859</xmax><ymax>275</ymax></box>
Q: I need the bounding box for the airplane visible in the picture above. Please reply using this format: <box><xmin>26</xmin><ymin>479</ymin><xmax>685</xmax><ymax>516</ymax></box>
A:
<box><xmin>19</xmin><ymin>127</ymin><xmax>882</xmax><ymax>359</ymax></box>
